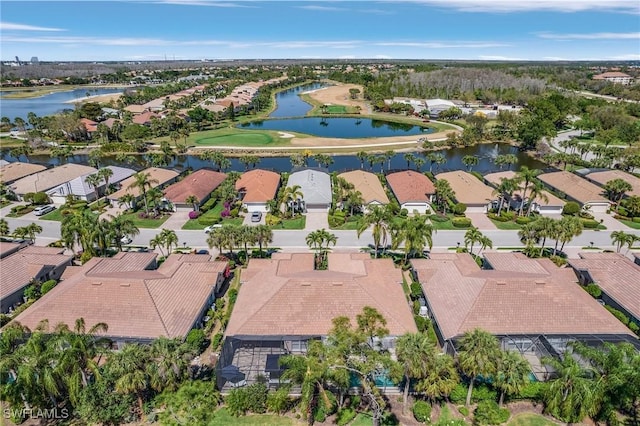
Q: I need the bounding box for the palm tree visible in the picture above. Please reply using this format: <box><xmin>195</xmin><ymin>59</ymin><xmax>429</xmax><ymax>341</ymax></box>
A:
<box><xmin>518</xmin><ymin>223</ymin><xmax>539</xmax><ymax>250</ymax></box>
<box><xmin>148</xmin><ymin>338</ymin><xmax>191</xmax><ymax>393</ymax></box>
<box><xmin>434</xmin><ymin>179</ymin><xmax>454</xmax><ymax>214</ymax></box>
<box><xmin>604</xmin><ymin>178</ymin><xmax>633</xmax><ymax>205</ymax></box>
<box><xmin>384</xmin><ymin>150</ymin><xmax>395</xmax><ymax>171</ymax></box>
<box><xmin>462</xmin><ymin>155</ymin><xmax>479</xmax><ymax>172</ymax></box>
<box><xmin>403</xmin><ymin>153</ymin><xmax>415</xmax><ymax>170</ymax></box>
<box><xmin>254</xmin><ymin>224</ymin><xmax>273</xmax><ymax>257</ymax></box>
<box><xmin>159</xmin><ymin>228</ymin><xmax>178</xmax><ymax>255</ymax></box>
<box><xmin>495</xmin><ymin>350</ymin><xmax>531</xmax><ymax>406</ymax></box>
<box><xmin>84</xmin><ymin>173</ymin><xmax>103</xmax><ymax>198</ymax></box>
<box><xmin>536</xmin><ymin>216</ymin><xmax>558</xmax><ymax>257</ymax></box>
<box><xmin>416</xmin><ymin>353</ymin><xmax>459</xmax><ymax>404</ymax></box>
<box><xmin>610</xmin><ymin>230</ymin><xmax>633</xmax><ymax>253</ymax></box>
<box><xmin>282</xmin><ymin>184</ymin><xmax>304</xmax><ymax>217</ymax></box>
<box><xmin>238</xmin><ymin>225</ymin><xmax>257</xmax><ymax>263</ymax></box>
<box><xmin>542</xmin><ymin>353</ymin><xmax>600</xmax><ymax>423</ymax></box>
<box><xmin>515</xmin><ymin>167</ymin><xmax>539</xmax><ymax>217</ymax></box>
<box><xmin>97</xmin><ymin>167</ymin><xmax>114</xmax><ymax>195</ymax></box>
<box><xmin>206</xmin><ymin>227</ymin><xmax>227</xmax><ymax>255</ymax></box>
<box><xmin>555</xmin><ymin>216</ymin><xmax>583</xmax><ymax>254</ymax></box>
<box><xmin>24</xmin><ymin>223</ymin><xmax>42</xmax><ymax>244</ymax></box>
<box><xmin>109</xmin><ymin>213</ymin><xmax>140</xmax><ymax>251</ymax></box>
<box><xmin>392</xmin><ymin>214</ymin><xmax>434</xmax><ymax>262</ymax></box>
<box><xmin>357</xmin><ymin>151</ymin><xmax>368</xmax><ymax>169</ymax></box>
<box><xmin>464</xmin><ymin>226</ymin><xmax>484</xmax><ymax>256</ymax></box>
<box><xmin>457</xmin><ymin>328</ymin><xmax>500</xmax><ymax>407</ymax></box>
<box><xmin>306</xmin><ymin>229</ymin><xmax>337</xmax><ymax>269</ymax></box>
<box><xmin>118</xmin><ymin>193</ymin><xmax>136</xmax><ymax>211</ymax></box>
<box><xmin>128</xmin><ymin>172</ymin><xmax>159</xmax><ymax>215</ymax></box>
<box><xmin>109</xmin><ymin>344</ymin><xmax>152</xmax><ymax>418</ymax></box>
<box><xmin>525</xmin><ymin>179</ymin><xmax>549</xmax><ymax>217</ymax></box>
<box><xmin>345</xmin><ymin>190</ymin><xmax>364</xmax><ymax>217</ymax></box>
<box><xmin>492</xmin><ymin>178</ymin><xmax>517</xmax><ymax>215</ymax></box>
<box><xmin>395</xmin><ymin>333</ymin><xmax>434</xmax><ymax>414</ymax></box>
<box><xmin>185</xmin><ymin>195</ymin><xmax>199</xmax><ymax>211</ymax></box>
<box><xmin>0</xmin><ymin>218</ymin><xmax>10</xmax><ymax>236</ymax></box>
<box><xmin>356</xmin><ymin>205</ymin><xmax>392</xmax><ymax>258</ymax></box>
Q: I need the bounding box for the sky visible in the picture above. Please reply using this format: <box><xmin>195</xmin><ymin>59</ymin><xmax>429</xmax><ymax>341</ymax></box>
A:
<box><xmin>0</xmin><ymin>0</ymin><xmax>639</xmax><ymax>62</ymax></box>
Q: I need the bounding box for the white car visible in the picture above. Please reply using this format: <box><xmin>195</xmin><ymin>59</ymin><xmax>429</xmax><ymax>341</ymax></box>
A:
<box><xmin>204</xmin><ymin>224</ymin><xmax>223</xmax><ymax>233</ymax></box>
<box><xmin>120</xmin><ymin>236</ymin><xmax>133</xmax><ymax>245</ymax></box>
<box><xmin>33</xmin><ymin>205</ymin><xmax>55</xmax><ymax>216</ymax></box>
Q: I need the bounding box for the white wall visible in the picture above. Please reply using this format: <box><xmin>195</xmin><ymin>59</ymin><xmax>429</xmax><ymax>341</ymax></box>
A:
<box><xmin>401</xmin><ymin>203</ymin><xmax>431</xmax><ymax>215</ymax></box>
<box><xmin>243</xmin><ymin>202</ymin><xmax>268</xmax><ymax>213</ymax></box>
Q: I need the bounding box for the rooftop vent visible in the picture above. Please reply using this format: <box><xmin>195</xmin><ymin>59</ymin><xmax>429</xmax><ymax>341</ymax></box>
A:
<box><xmin>91</xmin><ymin>282</ymin><xmax>102</xmax><ymax>286</ymax></box>
<box><xmin>120</xmin><ymin>282</ymin><xmax>131</xmax><ymax>287</ymax></box>
<box><xmin>496</xmin><ymin>281</ymin><xmax>507</xmax><ymax>286</ymax></box>
<box><xmin>535</xmin><ymin>280</ymin><xmax>546</xmax><ymax>285</ymax></box>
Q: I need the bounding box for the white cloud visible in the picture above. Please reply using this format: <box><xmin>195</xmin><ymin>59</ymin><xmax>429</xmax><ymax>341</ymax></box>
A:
<box><xmin>361</xmin><ymin>8</ymin><xmax>395</xmax><ymax>15</ymax></box>
<box><xmin>607</xmin><ymin>53</ymin><xmax>640</xmax><ymax>60</ymax></box>
<box><xmin>2</xmin><ymin>36</ymin><xmax>170</xmax><ymax>46</ymax></box>
<box><xmin>297</xmin><ymin>5</ymin><xmax>347</xmax><ymax>11</ymax></box>
<box><xmin>0</xmin><ymin>22</ymin><xmax>65</xmax><ymax>31</ymax></box>
<box><xmin>374</xmin><ymin>54</ymin><xmax>393</xmax><ymax>59</ymax></box>
<box><xmin>401</xmin><ymin>0</ymin><xmax>640</xmax><ymax>13</ymax></box>
<box><xmin>543</xmin><ymin>56</ymin><xmax>569</xmax><ymax>61</ymax></box>
<box><xmin>375</xmin><ymin>41</ymin><xmax>510</xmax><ymax>48</ymax></box>
<box><xmin>537</xmin><ymin>32</ymin><xmax>640</xmax><ymax>40</ymax></box>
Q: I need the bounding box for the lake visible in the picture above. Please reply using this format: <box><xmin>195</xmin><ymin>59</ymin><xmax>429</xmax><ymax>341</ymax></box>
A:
<box><xmin>0</xmin><ymin>87</ymin><xmax>124</xmax><ymax>121</ymax></box>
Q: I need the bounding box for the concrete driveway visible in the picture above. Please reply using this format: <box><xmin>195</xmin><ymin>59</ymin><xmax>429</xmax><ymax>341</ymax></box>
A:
<box><xmin>243</xmin><ymin>212</ymin><xmax>265</xmax><ymax>226</ymax></box>
<box><xmin>304</xmin><ymin>211</ymin><xmax>329</xmax><ymax>231</ymax></box>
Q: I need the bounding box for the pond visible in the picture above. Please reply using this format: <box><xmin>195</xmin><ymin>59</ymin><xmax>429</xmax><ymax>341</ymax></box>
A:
<box><xmin>3</xmin><ymin>143</ymin><xmax>544</xmax><ymax>174</ymax></box>
<box><xmin>0</xmin><ymin>87</ymin><xmax>124</xmax><ymax>121</ymax></box>
<box><xmin>239</xmin><ymin>117</ymin><xmax>432</xmax><ymax>138</ymax></box>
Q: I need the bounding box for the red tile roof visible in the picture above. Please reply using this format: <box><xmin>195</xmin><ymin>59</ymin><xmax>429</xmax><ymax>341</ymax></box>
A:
<box><xmin>235</xmin><ymin>169</ymin><xmax>280</xmax><ymax>203</ymax></box>
<box><xmin>10</xmin><ymin>253</ymin><xmax>228</xmax><ymax>340</ymax></box>
<box><xmin>0</xmin><ymin>246</ymin><xmax>72</xmax><ymax>301</ymax></box>
<box><xmin>411</xmin><ymin>252</ymin><xmax>633</xmax><ymax>340</ymax></box>
<box><xmin>163</xmin><ymin>169</ymin><xmax>227</xmax><ymax>204</ymax></box>
<box><xmin>386</xmin><ymin>171</ymin><xmax>435</xmax><ymax>204</ymax></box>
<box><xmin>225</xmin><ymin>253</ymin><xmax>417</xmax><ymax>337</ymax></box>
<box><xmin>80</xmin><ymin>118</ymin><xmax>98</xmax><ymax>133</ymax></box>
<box><xmin>569</xmin><ymin>253</ymin><xmax>640</xmax><ymax>322</ymax></box>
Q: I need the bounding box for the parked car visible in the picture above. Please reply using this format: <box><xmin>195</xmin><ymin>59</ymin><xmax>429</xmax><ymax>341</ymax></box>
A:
<box><xmin>196</xmin><ymin>249</ymin><xmax>210</xmax><ymax>255</ymax></box>
<box><xmin>204</xmin><ymin>224</ymin><xmax>223</xmax><ymax>233</ymax></box>
<box><xmin>33</xmin><ymin>205</ymin><xmax>55</xmax><ymax>216</ymax></box>
<box><xmin>251</xmin><ymin>211</ymin><xmax>262</xmax><ymax>222</ymax></box>
<box><xmin>120</xmin><ymin>236</ymin><xmax>133</xmax><ymax>245</ymax></box>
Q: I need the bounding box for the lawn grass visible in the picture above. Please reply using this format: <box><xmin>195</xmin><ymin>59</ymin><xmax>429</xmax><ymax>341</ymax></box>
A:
<box><xmin>40</xmin><ymin>208</ymin><xmax>65</xmax><ymax>221</ymax></box>
<box><xmin>331</xmin><ymin>216</ymin><xmax>361</xmax><ymax>230</ymax></box>
<box><xmin>272</xmin><ymin>216</ymin><xmax>306</xmax><ymax>230</ymax></box>
<box><xmin>507</xmin><ymin>413</ymin><xmax>559</xmax><ymax>426</ymax></box>
<box><xmin>617</xmin><ymin>218</ymin><xmax>640</xmax><ymax>229</ymax></box>
<box><xmin>350</xmin><ymin>413</ymin><xmax>374</xmax><ymax>426</ymax></box>
<box><xmin>325</xmin><ymin>105</ymin><xmax>349</xmax><ymax>114</ymax></box>
<box><xmin>5</xmin><ymin>205</ymin><xmax>35</xmax><ymax>217</ymax></box>
<box><xmin>120</xmin><ymin>211</ymin><xmax>171</xmax><ymax>228</ymax></box>
<box><xmin>210</xmin><ymin>408</ymin><xmax>302</xmax><ymax>425</ymax></box>
<box><xmin>188</xmin><ymin>128</ymin><xmax>293</xmax><ymax>148</ymax></box>
<box><xmin>489</xmin><ymin>218</ymin><xmax>523</xmax><ymax>230</ymax></box>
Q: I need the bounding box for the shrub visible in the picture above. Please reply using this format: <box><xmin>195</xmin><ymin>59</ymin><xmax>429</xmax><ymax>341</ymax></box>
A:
<box><xmin>334</xmin><ymin>209</ymin><xmax>346</xmax><ymax>219</ymax></box>
<box><xmin>226</xmin><ymin>388</ymin><xmax>250</xmax><ymax>416</ymax></box>
<box><xmin>450</xmin><ymin>383</ymin><xmax>497</xmax><ymax>404</ymax></box>
<box><xmin>313</xmin><ymin>390</ymin><xmax>337</xmax><ymax>423</ymax></box>
<box><xmin>414</xmin><ymin>315</ymin><xmax>429</xmax><ymax>332</ymax></box>
<box><xmin>200</xmin><ymin>198</ymin><xmax>217</xmax><ymax>212</ymax></box>
<box><xmin>245</xmin><ymin>383</ymin><xmax>268</xmax><ymax>414</ymax></box>
<box><xmin>453</xmin><ymin>203</ymin><xmax>467</xmax><ymax>215</ymax></box>
<box><xmin>228</xmin><ymin>288</ymin><xmax>238</xmax><ymax>304</ymax></box>
<box><xmin>634</xmin><ymin>217</ymin><xmax>640</xmax><ymax>223</ymax></box>
<box><xmin>585</xmin><ymin>283</ymin><xmax>602</xmax><ymax>298</ymax></box>
<box><xmin>581</xmin><ymin>219</ymin><xmax>599</xmax><ymax>229</ymax></box>
<box><xmin>515</xmin><ymin>216</ymin><xmax>532</xmax><ymax>225</ymax></box>
<box><xmin>188</xmin><ymin>210</ymin><xmax>200</xmax><ymax>219</ymax></box>
<box><xmin>24</xmin><ymin>192</ymin><xmax>50</xmax><ymax>205</ymax></box>
<box><xmin>488</xmin><ymin>212</ymin><xmax>509</xmax><ymax>222</ymax></box>
<box><xmin>500</xmin><ymin>210</ymin><xmax>516</xmax><ymax>221</ymax></box>
<box><xmin>450</xmin><ymin>383</ymin><xmax>467</xmax><ymax>404</ymax></box>
<box><xmin>458</xmin><ymin>406</ymin><xmax>469</xmax><ymax>417</ymax></box>
<box><xmin>473</xmin><ymin>400</ymin><xmax>510</xmax><ymax>425</ymax></box>
<box><xmin>515</xmin><ymin>381</ymin><xmax>545</xmax><ymax>401</ymax></box>
<box><xmin>336</xmin><ymin>408</ymin><xmax>357</xmax><ymax>426</ymax></box>
<box><xmin>563</xmin><ymin>201</ymin><xmax>581</xmax><ymax>216</ymax></box>
<box><xmin>452</xmin><ymin>217</ymin><xmax>472</xmax><ymax>228</ymax></box>
<box><xmin>617</xmin><ymin>207</ymin><xmax>628</xmax><ymax>217</ymax></box>
<box><xmin>629</xmin><ymin>322</ymin><xmax>639</xmax><ymax>335</ymax></box>
<box><xmin>230</xmin><ymin>208</ymin><xmax>239</xmax><ymax>217</ymax></box>
<box><xmin>413</xmin><ymin>401</ymin><xmax>431</xmax><ymax>423</ymax></box>
<box><xmin>185</xmin><ymin>329</ymin><xmax>207</xmax><ymax>352</ymax></box>
<box><xmin>267</xmin><ymin>386</ymin><xmax>291</xmax><ymax>415</ymax></box>
<box><xmin>349</xmin><ymin>395</ymin><xmax>361</xmax><ymax>409</ymax></box>
<box><xmin>198</xmin><ymin>217</ymin><xmax>217</xmax><ymax>226</ymax></box>
<box><xmin>400</xmin><ymin>208</ymin><xmax>408</xmax><ymax>217</ymax></box>
<box><xmin>40</xmin><ymin>279</ymin><xmax>57</xmax><ymax>295</ymax></box>
<box><xmin>266</xmin><ymin>214</ymin><xmax>281</xmax><ymax>226</ymax></box>
<box><xmin>410</xmin><ymin>281</ymin><xmax>423</xmax><ymax>299</ymax></box>
<box><xmin>430</xmin><ymin>214</ymin><xmax>449</xmax><ymax>222</ymax></box>
<box><xmin>606</xmin><ymin>306</ymin><xmax>630</xmax><ymax>325</ymax></box>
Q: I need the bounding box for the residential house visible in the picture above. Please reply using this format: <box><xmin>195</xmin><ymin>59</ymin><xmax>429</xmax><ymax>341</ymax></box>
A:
<box><xmin>386</xmin><ymin>170</ymin><xmax>435</xmax><ymax>214</ymax></box>
<box><xmin>10</xmin><ymin>252</ymin><xmax>229</xmax><ymax>345</ymax></box>
<box><xmin>0</xmin><ymin>162</ymin><xmax>47</xmax><ymax>184</ymax></box>
<box><xmin>538</xmin><ymin>171</ymin><xmax>611</xmax><ymax>212</ymax></box>
<box><xmin>286</xmin><ymin>169</ymin><xmax>332</xmax><ymax>212</ymax></box>
<box><xmin>108</xmin><ymin>167</ymin><xmax>180</xmax><ymax>204</ymax></box>
<box><xmin>411</xmin><ymin>252</ymin><xmax>637</xmax><ymax>380</ymax></box>
<box><xmin>235</xmin><ymin>169</ymin><xmax>281</xmax><ymax>213</ymax></box>
<box><xmin>592</xmin><ymin>72</ymin><xmax>633</xmax><ymax>85</ymax></box>
<box><xmin>569</xmin><ymin>253</ymin><xmax>640</xmax><ymax>327</ymax></box>
<box><xmin>484</xmin><ymin>170</ymin><xmax>565</xmax><ymax>215</ymax></box>
<box><xmin>435</xmin><ymin>171</ymin><xmax>494</xmax><ymax>212</ymax></box>
<box><xmin>425</xmin><ymin>98</ymin><xmax>457</xmax><ymax>117</ymax></box>
<box><xmin>47</xmin><ymin>165</ymin><xmax>135</xmax><ymax>203</ymax></box>
<box><xmin>337</xmin><ymin>170</ymin><xmax>389</xmax><ymax>211</ymax></box>
<box><xmin>580</xmin><ymin>169</ymin><xmax>640</xmax><ymax>199</ymax></box>
<box><xmin>163</xmin><ymin>169</ymin><xmax>227</xmax><ymax>210</ymax></box>
<box><xmin>0</xmin><ymin>245</ymin><xmax>73</xmax><ymax>313</ymax></box>
<box><xmin>10</xmin><ymin>164</ymin><xmax>97</xmax><ymax>198</ymax></box>
<box><xmin>217</xmin><ymin>253</ymin><xmax>416</xmax><ymax>390</ymax></box>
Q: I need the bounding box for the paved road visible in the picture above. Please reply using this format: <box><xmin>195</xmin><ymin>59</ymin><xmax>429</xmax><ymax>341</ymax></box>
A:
<box><xmin>8</xmin><ymin>215</ymin><xmax>639</xmax><ymax>253</ymax></box>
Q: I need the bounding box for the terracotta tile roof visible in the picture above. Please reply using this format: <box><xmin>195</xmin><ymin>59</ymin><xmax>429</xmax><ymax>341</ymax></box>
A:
<box><xmin>235</xmin><ymin>169</ymin><xmax>281</xmax><ymax>203</ymax></box>
<box><xmin>123</xmin><ymin>104</ymin><xmax>147</xmax><ymax>114</ymax></box>
<box><xmin>569</xmin><ymin>253</ymin><xmax>640</xmax><ymax>322</ymax></box>
<box><xmin>338</xmin><ymin>170</ymin><xmax>389</xmax><ymax>205</ymax></box>
<box><xmin>0</xmin><ymin>162</ymin><xmax>47</xmax><ymax>183</ymax></box>
<box><xmin>411</xmin><ymin>252</ymin><xmax>633</xmax><ymax>340</ymax></box>
<box><xmin>10</xmin><ymin>164</ymin><xmax>97</xmax><ymax>195</ymax></box>
<box><xmin>132</xmin><ymin>111</ymin><xmax>159</xmax><ymax>125</ymax></box>
<box><xmin>10</xmin><ymin>253</ymin><xmax>228</xmax><ymax>340</ymax></box>
<box><xmin>226</xmin><ymin>253</ymin><xmax>417</xmax><ymax>337</ymax></box>
<box><xmin>0</xmin><ymin>246</ymin><xmax>72</xmax><ymax>301</ymax></box>
<box><xmin>0</xmin><ymin>242</ymin><xmax>23</xmax><ymax>259</ymax></box>
<box><xmin>109</xmin><ymin>167</ymin><xmax>179</xmax><ymax>200</ymax></box>
<box><xmin>585</xmin><ymin>170</ymin><xmax>640</xmax><ymax>197</ymax></box>
<box><xmin>538</xmin><ymin>171</ymin><xmax>609</xmax><ymax>205</ymax></box>
<box><xmin>163</xmin><ymin>169</ymin><xmax>226</xmax><ymax>204</ymax></box>
<box><xmin>593</xmin><ymin>72</ymin><xmax>632</xmax><ymax>79</ymax></box>
<box><xmin>80</xmin><ymin>118</ymin><xmax>98</xmax><ymax>133</ymax></box>
<box><xmin>386</xmin><ymin>171</ymin><xmax>435</xmax><ymax>204</ymax></box>
<box><xmin>484</xmin><ymin>171</ymin><xmax>565</xmax><ymax>207</ymax></box>
<box><xmin>435</xmin><ymin>171</ymin><xmax>494</xmax><ymax>206</ymax></box>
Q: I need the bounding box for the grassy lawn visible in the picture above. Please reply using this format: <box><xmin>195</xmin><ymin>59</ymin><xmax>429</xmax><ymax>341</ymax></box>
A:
<box><xmin>617</xmin><ymin>218</ymin><xmax>640</xmax><ymax>229</ymax></box>
<box><xmin>5</xmin><ymin>205</ymin><xmax>35</xmax><ymax>217</ymax></box>
<box><xmin>187</xmin><ymin>127</ymin><xmax>294</xmax><ymax>148</ymax></box>
<box><xmin>120</xmin><ymin>211</ymin><xmax>171</xmax><ymax>228</ymax></box>
<box><xmin>40</xmin><ymin>208</ymin><xmax>65</xmax><ymax>221</ymax></box>
<box><xmin>210</xmin><ymin>408</ymin><xmax>302</xmax><ymax>425</ymax></box>
<box><xmin>272</xmin><ymin>216</ymin><xmax>306</xmax><ymax>230</ymax></box>
<box><xmin>331</xmin><ymin>216</ymin><xmax>362</xmax><ymax>230</ymax></box>
<box><xmin>507</xmin><ymin>413</ymin><xmax>559</xmax><ymax>426</ymax></box>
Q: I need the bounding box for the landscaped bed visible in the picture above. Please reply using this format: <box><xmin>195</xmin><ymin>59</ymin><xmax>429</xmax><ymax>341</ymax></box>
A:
<box><xmin>120</xmin><ymin>211</ymin><xmax>171</xmax><ymax>228</ymax></box>
<box><xmin>270</xmin><ymin>216</ymin><xmax>306</xmax><ymax>230</ymax></box>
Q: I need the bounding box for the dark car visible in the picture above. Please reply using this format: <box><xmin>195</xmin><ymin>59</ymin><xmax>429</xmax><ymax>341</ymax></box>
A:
<box><xmin>251</xmin><ymin>211</ymin><xmax>263</xmax><ymax>222</ymax></box>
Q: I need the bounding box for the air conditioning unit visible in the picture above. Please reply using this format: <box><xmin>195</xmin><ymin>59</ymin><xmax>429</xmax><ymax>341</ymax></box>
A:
<box><xmin>419</xmin><ymin>306</ymin><xmax>429</xmax><ymax>318</ymax></box>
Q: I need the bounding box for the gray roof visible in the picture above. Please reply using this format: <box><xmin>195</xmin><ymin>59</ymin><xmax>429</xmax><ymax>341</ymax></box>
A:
<box><xmin>287</xmin><ymin>169</ymin><xmax>332</xmax><ymax>205</ymax></box>
<box><xmin>47</xmin><ymin>166</ymin><xmax>135</xmax><ymax>198</ymax></box>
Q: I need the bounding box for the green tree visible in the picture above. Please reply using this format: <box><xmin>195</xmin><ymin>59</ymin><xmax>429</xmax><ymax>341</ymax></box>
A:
<box><xmin>416</xmin><ymin>353</ymin><xmax>459</xmax><ymax>404</ymax></box>
<box><xmin>0</xmin><ymin>218</ymin><xmax>10</xmax><ymax>236</ymax></box>
<box><xmin>156</xmin><ymin>380</ymin><xmax>220</xmax><ymax>425</ymax></box>
<box><xmin>109</xmin><ymin>344</ymin><xmax>152</xmax><ymax>418</ymax></box>
<box><xmin>254</xmin><ymin>224</ymin><xmax>273</xmax><ymax>256</ymax></box>
<box><xmin>434</xmin><ymin>179</ymin><xmax>454</xmax><ymax>214</ymax></box>
<box><xmin>391</xmin><ymin>214</ymin><xmax>434</xmax><ymax>262</ymax></box>
<box><xmin>495</xmin><ymin>350</ymin><xmax>531</xmax><ymax>406</ymax></box>
<box><xmin>603</xmin><ymin>178</ymin><xmax>633</xmax><ymax>205</ymax></box>
<box><xmin>457</xmin><ymin>328</ymin><xmax>500</xmax><ymax>407</ymax></box>
<box><xmin>610</xmin><ymin>230</ymin><xmax>634</xmax><ymax>253</ymax></box>
<box><xmin>356</xmin><ymin>205</ymin><xmax>392</xmax><ymax>258</ymax></box>
<box><xmin>395</xmin><ymin>333</ymin><xmax>434</xmax><ymax>414</ymax></box>
<box><xmin>185</xmin><ymin>195</ymin><xmax>199</xmax><ymax>211</ymax></box>
<box><xmin>514</xmin><ymin>167</ymin><xmax>539</xmax><ymax>216</ymax></box>
<box><xmin>462</xmin><ymin>155</ymin><xmax>480</xmax><ymax>172</ymax></box>
<box><xmin>128</xmin><ymin>172</ymin><xmax>159</xmax><ymax>215</ymax></box>
<box><xmin>282</xmin><ymin>184</ymin><xmax>304</xmax><ymax>217</ymax></box>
